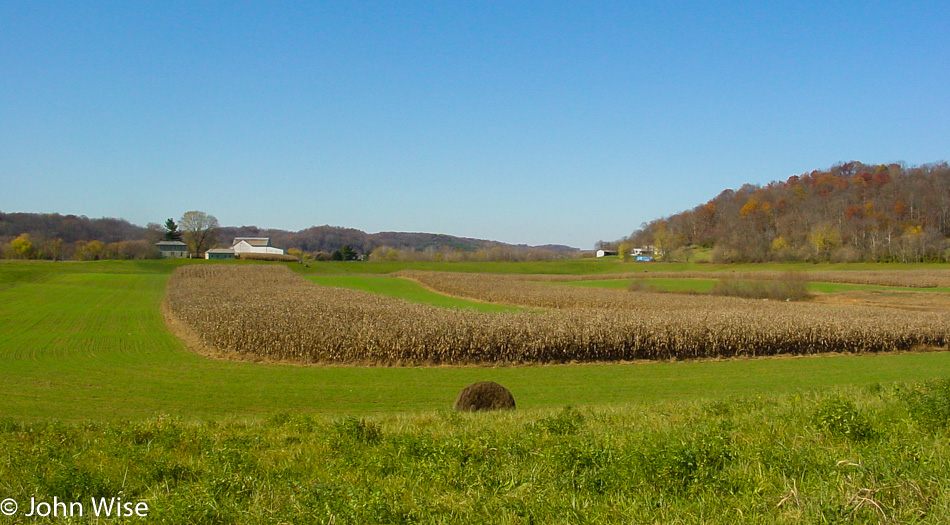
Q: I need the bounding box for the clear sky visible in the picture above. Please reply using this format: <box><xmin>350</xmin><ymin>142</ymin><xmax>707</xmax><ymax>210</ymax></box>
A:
<box><xmin>2</xmin><ymin>1</ymin><xmax>948</xmax><ymax>249</ymax></box>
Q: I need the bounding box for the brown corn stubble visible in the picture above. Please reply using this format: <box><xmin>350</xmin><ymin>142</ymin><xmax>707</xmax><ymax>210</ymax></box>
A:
<box><xmin>164</xmin><ymin>265</ymin><xmax>950</xmax><ymax>365</ymax></box>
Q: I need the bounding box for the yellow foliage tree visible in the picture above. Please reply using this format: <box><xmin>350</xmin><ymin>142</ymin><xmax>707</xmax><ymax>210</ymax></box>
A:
<box><xmin>618</xmin><ymin>242</ymin><xmax>632</xmax><ymax>262</ymax></box>
<box><xmin>809</xmin><ymin>225</ymin><xmax>841</xmax><ymax>260</ymax></box>
<box><xmin>10</xmin><ymin>233</ymin><xmax>33</xmax><ymax>259</ymax></box>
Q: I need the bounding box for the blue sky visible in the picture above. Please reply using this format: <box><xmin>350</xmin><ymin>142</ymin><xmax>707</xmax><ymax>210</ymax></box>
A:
<box><xmin>2</xmin><ymin>1</ymin><xmax>948</xmax><ymax>249</ymax></box>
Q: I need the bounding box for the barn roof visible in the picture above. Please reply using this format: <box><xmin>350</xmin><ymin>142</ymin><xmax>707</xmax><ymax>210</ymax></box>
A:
<box><xmin>232</xmin><ymin>237</ymin><xmax>271</xmax><ymax>247</ymax></box>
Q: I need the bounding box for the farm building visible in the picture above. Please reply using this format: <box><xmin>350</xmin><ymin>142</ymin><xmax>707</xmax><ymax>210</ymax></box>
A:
<box><xmin>155</xmin><ymin>240</ymin><xmax>189</xmax><ymax>258</ymax></box>
<box><xmin>205</xmin><ymin>248</ymin><xmax>236</xmax><ymax>260</ymax></box>
<box><xmin>632</xmin><ymin>247</ymin><xmax>655</xmax><ymax>261</ymax></box>
<box><xmin>231</xmin><ymin>237</ymin><xmax>285</xmax><ymax>256</ymax></box>
<box><xmin>597</xmin><ymin>247</ymin><xmax>655</xmax><ymax>259</ymax></box>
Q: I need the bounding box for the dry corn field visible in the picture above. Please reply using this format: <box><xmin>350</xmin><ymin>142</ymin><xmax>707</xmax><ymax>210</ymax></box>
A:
<box><xmin>166</xmin><ymin>265</ymin><xmax>950</xmax><ymax>365</ymax></box>
<box><xmin>520</xmin><ymin>269</ymin><xmax>950</xmax><ymax>288</ymax></box>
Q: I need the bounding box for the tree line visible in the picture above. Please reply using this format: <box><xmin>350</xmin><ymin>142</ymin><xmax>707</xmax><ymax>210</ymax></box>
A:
<box><xmin>0</xmin><ymin>211</ymin><xmax>222</xmax><ymax>261</ymax></box>
<box><xmin>617</xmin><ymin>161</ymin><xmax>950</xmax><ymax>263</ymax></box>
<box><xmin>1</xmin><ymin>211</ymin><xmax>580</xmax><ymax>261</ymax></box>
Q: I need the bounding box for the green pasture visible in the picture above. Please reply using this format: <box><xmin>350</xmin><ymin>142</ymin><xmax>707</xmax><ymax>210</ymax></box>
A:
<box><xmin>2</xmin><ymin>259</ymin><xmax>950</xmax><ymax>422</ymax></box>
<box><xmin>5</xmin><ymin>257</ymin><xmax>950</xmax><ymax>523</ymax></box>
<box><xmin>304</xmin><ymin>274</ymin><xmax>523</xmax><ymax>312</ymax></box>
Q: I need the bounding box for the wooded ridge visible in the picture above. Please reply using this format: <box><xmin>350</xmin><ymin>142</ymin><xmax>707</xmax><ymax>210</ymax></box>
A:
<box><xmin>619</xmin><ymin>161</ymin><xmax>950</xmax><ymax>263</ymax></box>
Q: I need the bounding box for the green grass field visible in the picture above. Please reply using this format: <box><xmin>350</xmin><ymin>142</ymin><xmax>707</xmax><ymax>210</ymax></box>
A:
<box><xmin>4</xmin><ymin>258</ymin><xmax>950</xmax><ymax>522</ymax></box>
<box><xmin>304</xmin><ymin>274</ymin><xmax>524</xmax><ymax>312</ymax></box>
<box><xmin>3</xmin><ymin>259</ymin><xmax>950</xmax><ymax>422</ymax></box>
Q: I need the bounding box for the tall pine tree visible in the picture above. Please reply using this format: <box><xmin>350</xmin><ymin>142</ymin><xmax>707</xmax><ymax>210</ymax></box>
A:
<box><xmin>163</xmin><ymin>218</ymin><xmax>183</xmax><ymax>242</ymax></box>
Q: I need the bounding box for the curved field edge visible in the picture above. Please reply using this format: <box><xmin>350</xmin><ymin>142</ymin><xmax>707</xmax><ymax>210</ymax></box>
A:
<box><xmin>303</xmin><ymin>274</ymin><xmax>524</xmax><ymax>312</ymax></box>
<box><xmin>3</xmin><ymin>380</ymin><xmax>950</xmax><ymax>523</ymax></box>
<box><xmin>397</xmin><ymin>270</ymin><xmax>950</xmax><ymax>349</ymax></box>
<box><xmin>167</xmin><ymin>265</ymin><xmax>950</xmax><ymax>365</ymax></box>
<box><xmin>1</xmin><ymin>259</ymin><xmax>950</xmax><ymax>422</ymax></box>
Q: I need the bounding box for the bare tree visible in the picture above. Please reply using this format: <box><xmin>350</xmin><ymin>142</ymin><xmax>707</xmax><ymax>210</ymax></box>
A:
<box><xmin>180</xmin><ymin>211</ymin><xmax>220</xmax><ymax>257</ymax></box>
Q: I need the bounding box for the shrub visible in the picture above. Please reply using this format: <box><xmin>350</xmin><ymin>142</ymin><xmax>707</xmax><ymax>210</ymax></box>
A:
<box><xmin>0</xmin><ymin>417</ymin><xmax>19</xmax><ymax>433</ymax></box>
<box><xmin>333</xmin><ymin>417</ymin><xmax>382</xmax><ymax>444</ymax></box>
<box><xmin>899</xmin><ymin>378</ymin><xmax>950</xmax><ymax>432</ymax></box>
<box><xmin>709</xmin><ymin>273</ymin><xmax>810</xmax><ymax>301</ymax></box>
<box><xmin>534</xmin><ymin>406</ymin><xmax>586</xmax><ymax>435</ymax></box>
<box><xmin>626</xmin><ymin>280</ymin><xmax>655</xmax><ymax>292</ymax></box>
<box><xmin>815</xmin><ymin>397</ymin><xmax>877</xmax><ymax>441</ymax></box>
<box><xmin>642</xmin><ymin>424</ymin><xmax>736</xmax><ymax>493</ymax></box>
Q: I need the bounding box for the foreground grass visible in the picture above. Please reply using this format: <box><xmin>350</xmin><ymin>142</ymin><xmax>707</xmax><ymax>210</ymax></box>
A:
<box><xmin>2</xmin><ymin>380</ymin><xmax>950</xmax><ymax>523</ymax></box>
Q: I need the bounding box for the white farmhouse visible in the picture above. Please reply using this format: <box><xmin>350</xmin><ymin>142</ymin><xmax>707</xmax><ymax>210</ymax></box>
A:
<box><xmin>231</xmin><ymin>237</ymin><xmax>285</xmax><ymax>255</ymax></box>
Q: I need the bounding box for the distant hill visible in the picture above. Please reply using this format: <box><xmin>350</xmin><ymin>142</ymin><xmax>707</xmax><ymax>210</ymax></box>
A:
<box><xmin>619</xmin><ymin>161</ymin><xmax>950</xmax><ymax>263</ymax></box>
<box><xmin>218</xmin><ymin>225</ymin><xmax>577</xmax><ymax>255</ymax></box>
<box><xmin>0</xmin><ymin>212</ymin><xmax>148</xmax><ymax>244</ymax></box>
<box><xmin>0</xmin><ymin>212</ymin><xmax>578</xmax><ymax>258</ymax></box>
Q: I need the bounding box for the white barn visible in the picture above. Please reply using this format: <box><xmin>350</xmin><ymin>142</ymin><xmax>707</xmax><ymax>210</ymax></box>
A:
<box><xmin>231</xmin><ymin>237</ymin><xmax>285</xmax><ymax>255</ymax></box>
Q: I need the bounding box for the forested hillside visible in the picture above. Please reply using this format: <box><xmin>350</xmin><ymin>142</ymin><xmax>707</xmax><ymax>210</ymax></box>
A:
<box><xmin>0</xmin><ymin>212</ymin><xmax>147</xmax><ymax>244</ymax></box>
<box><xmin>0</xmin><ymin>213</ymin><xmax>577</xmax><ymax>260</ymax></box>
<box><xmin>623</xmin><ymin>162</ymin><xmax>950</xmax><ymax>263</ymax></box>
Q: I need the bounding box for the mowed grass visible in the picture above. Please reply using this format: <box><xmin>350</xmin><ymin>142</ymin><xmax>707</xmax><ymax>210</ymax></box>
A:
<box><xmin>2</xmin><ymin>260</ymin><xmax>950</xmax><ymax>422</ymax></box>
<box><xmin>304</xmin><ymin>274</ymin><xmax>523</xmax><ymax>312</ymax></box>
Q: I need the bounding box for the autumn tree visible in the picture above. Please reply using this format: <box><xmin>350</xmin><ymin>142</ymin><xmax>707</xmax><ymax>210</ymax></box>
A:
<box><xmin>75</xmin><ymin>240</ymin><xmax>105</xmax><ymax>261</ymax></box>
<box><xmin>652</xmin><ymin>221</ymin><xmax>671</xmax><ymax>261</ymax></box>
<box><xmin>10</xmin><ymin>233</ymin><xmax>34</xmax><ymax>259</ymax></box>
<box><xmin>39</xmin><ymin>238</ymin><xmax>64</xmax><ymax>260</ymax></box>
<box><xmin>180</xmin><ymin>211</ymin><xmax>220</xmax><ymax>257</ymax></box>
<box><xmin>809</xmin><ymin>224</ymin><xmax>842</xmax><ymax>261</ymax></box>
<box><xmin>618</xmin><ymin>241</ymin><xmax>632</xmax><ymax>262</ymax></box>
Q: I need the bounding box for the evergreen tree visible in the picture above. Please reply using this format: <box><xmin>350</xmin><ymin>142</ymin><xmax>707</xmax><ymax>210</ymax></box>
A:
<box><xmin>163</xmin><ymin>218</ymin><xmax>183</xmax><ymax>242</ymax></box>
<box><xmin>332</xmin><ymin>244</ymin><xmax>359</xmax><ymax>261</ymax></box>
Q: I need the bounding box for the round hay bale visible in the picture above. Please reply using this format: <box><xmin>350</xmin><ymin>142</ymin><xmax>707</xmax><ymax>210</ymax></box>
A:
<box><xmin>453</xmin><ymin>381</ymin><xmax>516</xmax><ymax>412</ymax></box>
